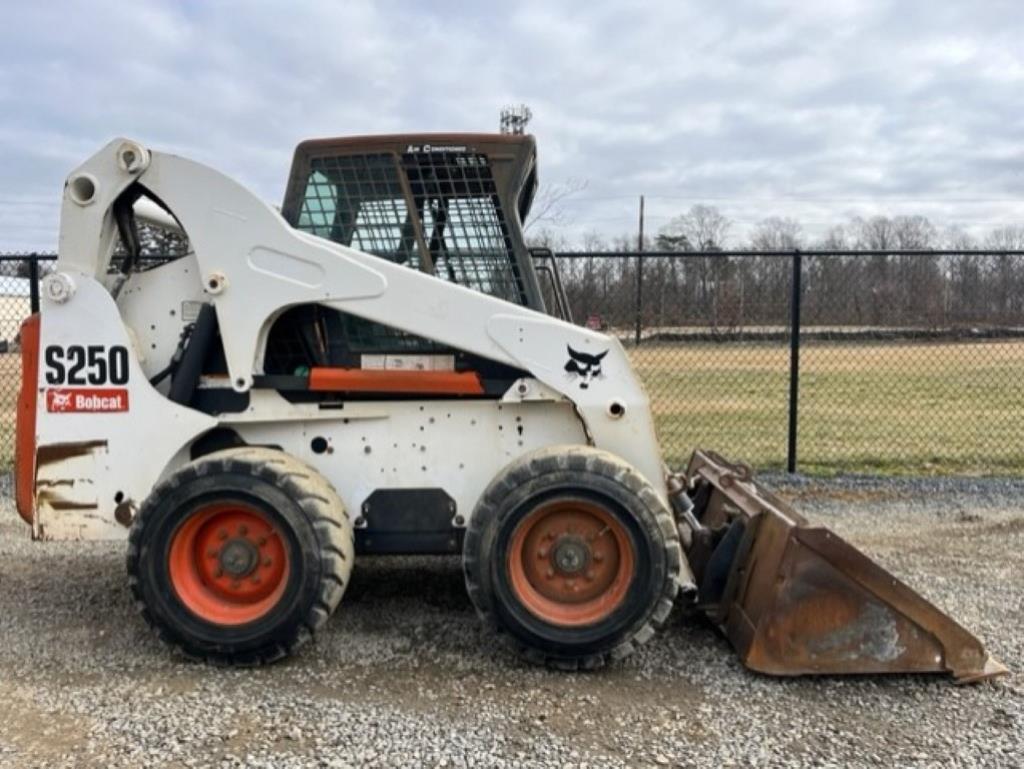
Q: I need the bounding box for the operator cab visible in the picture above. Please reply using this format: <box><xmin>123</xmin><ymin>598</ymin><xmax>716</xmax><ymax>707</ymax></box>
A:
<box><xmin>281</xmin><ymin>133</ymin><xmax>543</xmax><ymax>309</ymax></box>
<box><xmin>261</xmin><ymin>134</ymin><xmax>566</xmax><ymax>384</ymax></box>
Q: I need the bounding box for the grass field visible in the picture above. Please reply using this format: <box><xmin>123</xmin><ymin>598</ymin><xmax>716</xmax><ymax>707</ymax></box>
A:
<box><xmin>2</xmin><ymin>340</ymin><xmax>1022</xmax><ymax>476</ymax></box>
<box><xmin>630</xmin><ymin>339</ymin><xmax>1024</xmax><ymax>475</ymax></box>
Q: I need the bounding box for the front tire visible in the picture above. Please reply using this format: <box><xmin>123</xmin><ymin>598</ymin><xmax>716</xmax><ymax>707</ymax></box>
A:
<box><xmin>127</xmin><ymin>447</ymin><xmax>353</xmax><ymax>664</ymax></box>
<box><xmin>464</xmin><ymin>446</ymin><xmax>683</xmax><ymax>669</ymax></box>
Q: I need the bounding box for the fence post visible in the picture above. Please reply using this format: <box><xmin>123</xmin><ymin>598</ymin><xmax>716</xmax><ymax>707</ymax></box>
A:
<box><xmin>634</xmin><ymin>195</ymin><xmax>644</xmax><ymax>346</ymax></box>
<box><xmin>786</xmin><ymin>250</ymin><xmax>802</xmax><ymax>473</ymax></box>
<box><xmin>28</xmin><ymin>253</ymin><xmax>40</xmax><ymax>314</ymax></box>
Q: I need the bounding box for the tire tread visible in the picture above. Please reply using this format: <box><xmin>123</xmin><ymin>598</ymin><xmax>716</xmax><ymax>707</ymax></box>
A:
<box><xmin>463</xmin><ymin>445</ymin><xmax>683</xmax><ymax>670</ymax></box>
<box><xmin>126</xmin><ymin>447</ymin><xmax>354</xmax><ymax>665</ymax></box>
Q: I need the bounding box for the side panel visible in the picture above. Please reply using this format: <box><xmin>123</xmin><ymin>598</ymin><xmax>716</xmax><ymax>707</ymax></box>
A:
<box><xmin>223</xmin><ymin>397</ymin><xmax>589</xmax><ymax>530</ymax></box>
<box><xmin>116</xmin><ymin>254</ymin><xmax>206</xmax><ymax>384</ymax></box>
<box><xmin>32</xmin><ymin>274</ymin><xmax>216</xmax><ymax>540</ymax></box>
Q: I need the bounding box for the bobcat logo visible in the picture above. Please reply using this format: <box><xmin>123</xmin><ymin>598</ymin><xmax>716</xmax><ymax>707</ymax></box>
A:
<box><xmin>564</xmin><ymin>346</ymin><xmax>608</xmax><ymax>390</ymax></box>
<box><xmin>48</xmin><ymin>390</ymin><xmax>73</xmax><ymax>411</ymax></box>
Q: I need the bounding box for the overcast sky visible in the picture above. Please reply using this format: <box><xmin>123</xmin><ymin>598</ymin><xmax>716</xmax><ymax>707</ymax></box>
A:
<box><xmin>1</xmin><ymin>0</ymin><xmax>1021</xmax><ymax>250</ymax></box>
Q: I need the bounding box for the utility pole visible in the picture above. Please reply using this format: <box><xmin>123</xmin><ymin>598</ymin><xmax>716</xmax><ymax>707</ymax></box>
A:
<box><xmin>634</xmin><ymin>195</ymin><xmax>645</xmax><ymax>346</ymax></box>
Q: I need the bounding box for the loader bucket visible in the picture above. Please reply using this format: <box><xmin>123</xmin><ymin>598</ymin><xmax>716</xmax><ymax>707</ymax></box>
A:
<box><xmin>677</xmin><ymin>450</ymin><xmax>1007</xmax><ymax>683</ymax></box>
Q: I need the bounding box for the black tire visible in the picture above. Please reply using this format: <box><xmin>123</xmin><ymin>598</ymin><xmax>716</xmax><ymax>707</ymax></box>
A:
<box><xmin>463</xmin><ymin>446</ymin><xmax>684</xmax><ymax>669</ymax></box>
<box><xmin>127</xmin><ymin>447</ymin><xmax>354</xmax><ymax>664</ymax></box>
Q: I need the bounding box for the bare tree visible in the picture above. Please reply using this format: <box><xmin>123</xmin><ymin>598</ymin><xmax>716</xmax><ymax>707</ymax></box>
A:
<box><xmin>890</xmin><ymin>216</ymin><xmax>941</xmax><ymax>325</ymax></box>
<box><xmin>750</xmin><ymin>217</ymin><xmax>802</xmax><ymax>250</ymax></box>
<box><xmin>747</xmin><ymin>217</ymin><xmax>802</xmax><ymax>326</ymax></box>
<box><xmin>523</xmin><ymin>178</ymin><xmax>588</xmax><ymax>232</ymax></box>
<box><xmin>983</xmin><ymin>225</ymin><xmax>1024</xmax><ymax>321</ymax></box>
<box><xmin>850</xmin><ymin>215</ymin><xmax>897</xmax><ymax>250</ymax></box>
<box><xmin>658</xmin><ymin>205</ymin><xmax>733</xmax><ymax>329</ymax></box>
<box><xmin>660</xmin><ymin>204</ymin><xmax>731</xmax><ymax>250</ymax></box>
<box><xmin>891</xmin><ymin>215</ymin><xmax>937</xmax><ymax>249</ymax></box>
<box><xmin>524</xmin><ymin>226</ymin><xmax>572</xmax><ymax>251</ymax></box>
<box><xmin>943</xmin><ymin>227</ymin><xmax>978</xmax><ymax>325</ymax></box>
<box><xmin>985</xmin><ymin>225</ymin><xmax>1024</xmax><ymax>250</ymax></box>
<box><xmin>819</xmin><ymin>225</ymin><xmax>849</xmax><ymax>250</ymax></box>
<box><xmin>848</xmin><ymin>216</ymin><xmax>896</xmax><ymax>324</ymax></box>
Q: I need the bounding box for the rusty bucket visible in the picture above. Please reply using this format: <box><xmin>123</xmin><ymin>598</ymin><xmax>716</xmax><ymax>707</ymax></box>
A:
<box><xmin>677</xmin><ymin>451</ymin><xmax>1007</xmax><ymax>683</ymax></box>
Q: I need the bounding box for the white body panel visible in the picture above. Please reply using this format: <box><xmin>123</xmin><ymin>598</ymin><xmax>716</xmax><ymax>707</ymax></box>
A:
<box><xmin>222</xmin><ymin>394</ymin><xmax>588</xmax><ymax>528</ymax></box>
<box><xmin>27</xmin><ymin>138</ymin><xmax>669</xmax><ymax>540</ymax></box>
<box><xmin>115</xmin><ymin>253</ymin><xmax>206</xmax><ymax>386</ymax></box>
<box><xmin>34</xmin><ymin>276</ymin><xmax>216</xmax><ymax>539</ymax></box>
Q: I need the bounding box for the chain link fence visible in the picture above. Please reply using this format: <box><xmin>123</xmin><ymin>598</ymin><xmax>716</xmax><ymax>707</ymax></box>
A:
<box><xmin>554</xmin><ymin>249</ymin><xmax>1024</xmax><ymax>474</ymax></box>
<box><xmin>0</xmin><ymin>254</ymin><xmax>51</xmax><ymax>470</ymax></box>
<box><xmin>2</xmin><ymin>250</ymin><xmax>1023</xmax><ymax>475</ymax></box>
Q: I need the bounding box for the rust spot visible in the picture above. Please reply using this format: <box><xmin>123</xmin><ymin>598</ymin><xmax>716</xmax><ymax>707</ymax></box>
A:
<box><xmin>46</xmin><ymin>501</ymin><xmax>98</xmax><ymax>511</ymax></box>
<box><xmin>34</xmin><ymin>441</ymin><xmax>107</xmax><ymax>521</ymax></box>
<box><xmin>684</xmin><ymin>448</ymin><xmax>1009</xmax><ymax>683</ymax></box>
<box><xmin>36</xmin><ymin>440</ymin><xmax>107</xmax><ymax>466</ymax></box>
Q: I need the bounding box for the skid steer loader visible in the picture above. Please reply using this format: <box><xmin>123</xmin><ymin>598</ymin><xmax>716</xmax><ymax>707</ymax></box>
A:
<box><xmin>13</xmin><ymin>134</ymin><xmax>1005</xmax><ymax>681</ymax></box>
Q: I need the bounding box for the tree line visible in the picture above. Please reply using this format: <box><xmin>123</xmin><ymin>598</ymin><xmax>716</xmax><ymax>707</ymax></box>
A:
<box><xmin>3</xmin><ymin>207</ymin><xmax>1021</xmax><ymax>332</ymax></box>
<box><xmin>529</xmin><ymin>207</ymin><xmax>1024</xmax><ymax>332</ymax></box>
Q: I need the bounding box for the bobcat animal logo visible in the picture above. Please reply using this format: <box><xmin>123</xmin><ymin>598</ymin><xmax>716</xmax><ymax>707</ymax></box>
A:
<box><xmin>564</xmin><ymin>346</ymin><xmax>608</xmax><ymax>389</ymax></box>
<box><xmin>49</xmin><ymin>390</ymin><xmax>73</xmax><ymax>411</ymax></box>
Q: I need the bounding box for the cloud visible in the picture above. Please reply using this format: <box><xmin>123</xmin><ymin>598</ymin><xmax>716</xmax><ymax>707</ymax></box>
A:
<box><xmin>0</xmin><ymin>0</ymin><xmax>1021</xmax><ymax>249</ymax></box>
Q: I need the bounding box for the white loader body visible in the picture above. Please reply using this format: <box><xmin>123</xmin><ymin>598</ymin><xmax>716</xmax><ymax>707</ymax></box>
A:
<box><xmin>24</xmin><ymin>138</ymin><xmax>665</xmax><ymax>541</ymax></box>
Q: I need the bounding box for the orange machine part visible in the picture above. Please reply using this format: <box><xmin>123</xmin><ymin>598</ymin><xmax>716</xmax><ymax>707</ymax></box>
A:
<box><xmin>15</xmin><ymin>314</ymin><xmax>40</xmax><ymax>524</ymax></box>
<box><xmin>167</xmin><ymin>502</ymin><xmax>291</xmax><ymax>626</ymax></box>
<box><xmin>308</xmin><ymin>367</ymin><xmax>485</xmax><ymax>395</ymax></box>
<box><xmin>507</xmin><ymin>498</ymin><xmax>636</xmax><ymax>627</ymax></box>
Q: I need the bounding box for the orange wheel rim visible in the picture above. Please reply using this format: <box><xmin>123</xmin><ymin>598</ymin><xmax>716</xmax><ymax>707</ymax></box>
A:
<box><xmin>167</xmin><ymin>501</ymin><xmax>290</xmax><ymax>626</ymax></box>
<box><xmin>507</xmin><ymin>497</ymin><xmax>635</xmax><ymax>627</ymax></box>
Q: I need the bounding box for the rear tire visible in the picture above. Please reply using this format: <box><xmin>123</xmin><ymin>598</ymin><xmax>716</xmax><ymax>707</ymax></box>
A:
<box><xmin>464</xmin><ymin>446</ymin><xmax>682</xmax><ymax>669</ymax></box>
<box><xmin>127</xmin><ymin>447</ymin><xmax>353</xmax><ymax>664</ymax></box>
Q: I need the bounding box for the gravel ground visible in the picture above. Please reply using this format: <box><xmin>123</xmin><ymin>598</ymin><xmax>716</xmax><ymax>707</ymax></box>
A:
<box><xmin>0</xmin><ymin>476</ymin><xmax>1021</xmax><ymax>768</ymax></box>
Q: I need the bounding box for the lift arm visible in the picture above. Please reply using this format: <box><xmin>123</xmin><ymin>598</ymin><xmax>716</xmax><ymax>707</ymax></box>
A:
<box><xmin>55</xmin><ymin>139</ymin><xmax>667</xmax><ymax>498</ymax></box>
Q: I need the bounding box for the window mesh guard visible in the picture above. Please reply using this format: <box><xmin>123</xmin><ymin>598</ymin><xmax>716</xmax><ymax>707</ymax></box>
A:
<box><xmin>296</xmin><ymin>150</ymin><xmax>526</xmax><ymax>305</ymax></box>
<box><xmin>290</xmin><ymin>149</ymin><xmax>528</xmax><ymax>354</ymax></box>
<box><xmin>298</xmin><ymin>154</ymin><xmax>422</xmax><ymax>268</ymax></box>
<box><xmin>402</xmin><ymin>150</ymin><xmax>526</xmax><ymax>304</ymax></box>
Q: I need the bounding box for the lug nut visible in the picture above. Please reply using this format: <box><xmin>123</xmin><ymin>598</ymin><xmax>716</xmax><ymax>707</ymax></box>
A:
<box><xmin>251</xmin><ymin>575</ymin><xmax>261</xmax><ymax>585</ymax></box>
<box><xmin>262</xmin><ymin>557</ymin><xmax>272</xmax><ymax>568</ymax></box>
<box><xmin>238</xmin><ymin>525</ymin><xmax>248</xmax><ymax>536</ymax></box>
<box><xmin>593</xmin><ymin>551</ymin><xmax>604</xmax><ymax>563</ymax></box>
<box><xmin>257</xmin><ymin>536</ymin><xmax>267</xmax><ymax>546</ymax></box>
<box><xmin>218</xmin><ymin>528</ymin><xmax>228</xmax><ymax>540</ymax></box>
<box><xmin>207</xmin><ymin>549</ymin><xmax>218</xmax><ymax>559</ymax></box>
<box><xmin>214</xmin><ymin>567</ymin><xmax>223</xmax><ymax>578</ymax></box>
<box><xmin>538</xmin><ymin>547</ymin><xmax>549</xmax><ymax>558</ymax></box>
<box><xmin>545</xmin><ymin>568</ymin><xmax>555</xmax><ymax>579</ymax></box>
<box><xmin>585</xmin><ymin>570</ymin><xmax>595</xmax><ymax>581</ymax></box>
<box><xmin>231</xmin><ymin>580</ymin><xmax>240</xmax><ymax>589</ymax></box>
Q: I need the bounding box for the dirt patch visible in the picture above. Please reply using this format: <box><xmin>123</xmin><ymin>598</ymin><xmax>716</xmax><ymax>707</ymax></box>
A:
<box><xmin>0</xmin><ymin>688</ymin><xmax>91</xmax><ymax>765</ymax></box>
